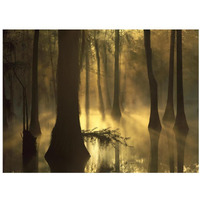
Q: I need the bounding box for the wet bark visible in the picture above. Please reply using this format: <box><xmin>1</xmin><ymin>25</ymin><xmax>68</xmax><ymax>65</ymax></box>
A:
<box><xmin>45</xmin><ymin>30</ymin><xmax>90</xmax><ymax>172</ymax></box>
<box><xmin>111</xmin><ymin>30</ymin><xmax>121</xmax><ymax>121</ymax></box>
<box><xmin>30</xmin><ymin>30</ymin><xmax>41</xmax><ymax>137</ymax></box>
<box><xmin>94</xmin><ymin>34</ymin><xmax>105</xmax><ymax>120</ymax></box>
<box><xmin>173</xmin><ymin>30</ymin><xmax>189</xmax><ymax>173</ymax></box>
<box><xmin>144</xmin><ymin>30</ymin><xmax>162</xmax><ymax>172</ymax></box>
<box><xmin>162</xmin><ymin>30</ymin><xmax>176</xmax><ymax>172</ymax></box>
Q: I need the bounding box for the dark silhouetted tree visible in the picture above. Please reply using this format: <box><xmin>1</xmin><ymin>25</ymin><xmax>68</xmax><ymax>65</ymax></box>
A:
<box><xmin>111</xmin><ymin>30</ymin><xmax>121</xmax><ymax>121</ymax></box>
<box><xmin>173</xmin><ymin>30</ymin><xmax>189</xmax><ymax>173</ymax></box>
<box><xmin>144</xmin><ymin>30</ymin><xmax>162</xmax><ymax>172</ymax></box>
<box><xmin>30</xmin><ymin>30</ymin><xmax>41</xmax><ymax>137</ymax></box>
<box><xmin>45</xmin><ymin>30</ymin><xmax>90</xmax><ymax>172</ymax></box>
<box><xmin>162</xmin><ymin>30</ymin><xmax>175</xmax><ymax>172</ymax></box>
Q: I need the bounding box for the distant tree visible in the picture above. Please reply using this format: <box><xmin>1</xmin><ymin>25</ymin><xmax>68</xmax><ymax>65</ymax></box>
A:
<box><xmin>45</xmin><ymin>30</ymin><xmax>90</xmax><ymax>172</ymax></box>
<box><xmin>144</xmin><ymin>30</ymin><xmax>162</xmax><ymax>172</ymax></box>
<box><xmin>48</xmin><ymin>31</ymin><xmax>57</xmax><ymax>106</ymax></box>
<box><xmin>111</xmin><ymin>30</ymin><xmax>121</xmax><ymax>121</ymax></box>
<box><xmin>163</xmin><ymin>30</ymin><xmax>175</xmax><ymax>123</ymax></box>
<box><xmin>102</xmin><ymin>31</ymin><xmax>111</xmax><ymax>110</ymax></box>
<box><xmin>85</xmin><ymin>31</ymin><xmax>90</xmax><ymax>129</ymax></box>
<box><xmin>162</xmin><ymin>30</ymin><xmax>175</xmax><ymax>172</ymax></box>
<box><xmin>94</xmin><ymin>31</ymin><xmax>105</xmax><ymax>120</ymax></box>
<box><xmin>30</xmin><ymin>30</ymin><xmax>41</xmax><ymax>137</ymax></box>
<box><xmin>173</xmin><ymin>30</ymin><xmax>189</xmax><ymax>172</ymax></box>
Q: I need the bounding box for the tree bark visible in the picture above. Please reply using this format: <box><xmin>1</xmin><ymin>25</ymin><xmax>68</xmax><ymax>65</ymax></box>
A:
<box><xmin>30</xmin><ymin>30</ymin><xmax>41</xmax><ymax>137</ymax></box>
<box><xmin>173</xmin><ymin>30</ymin><xmax>189</xmax><ymax>172</ymax></box>
<box><xmin>45</xmin><ymin>30</ymin><xmax>90</xmax><ymax>172</ymax></box>
<box><xmin>144</xmin><ymin>30</ymin><xmax>162</xmax><ymax>172</ymax></box>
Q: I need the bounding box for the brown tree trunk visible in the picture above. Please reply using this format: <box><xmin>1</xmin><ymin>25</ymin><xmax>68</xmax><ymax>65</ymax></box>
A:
<box><xmin>173</xmin><ymin>30</ymin><xmax>189</xmax><ymax>173</ymax></box>
<box><xmin>30</xmin><ymin>30</ymin><xmax>41</xmax><ymax>137</ymax></box>
<box><xmin>45</xmin><ymin>30</ymin><xmax>90</xmax><ymax>172</ymax></box>
<box><xmin>94</xmin><ymin>32</ymin><xmax>105</xmax><ymax>120</ymax></box>
<box><xmin>144</xmin><ymin>30</ymin><xmax>162</xmax><ymax>172</ymax></box>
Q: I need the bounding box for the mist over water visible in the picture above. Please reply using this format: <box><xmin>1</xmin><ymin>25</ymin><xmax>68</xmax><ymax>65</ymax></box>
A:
<box><xmin>3</xmin><ymin>30</ymin><xmax>198</xmax><ymax>173</ymax></box>
<box><xmin>3</xmin><ymin>99</ymin><xmax>198</xmax><ymax>173</ymax></box>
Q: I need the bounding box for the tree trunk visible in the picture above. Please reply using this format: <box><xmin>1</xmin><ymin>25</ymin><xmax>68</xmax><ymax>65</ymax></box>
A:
<box><xmin>45</xmin><ymin>30</ymin><xmax>90</xmax><ymax>172</ymax></box>
<box><xmin>173</xmin><ymin>30</ymin><xmax>189</xmax><ymax>173</ymax></box>
<box><xmin>163</xmin><ymin>30</ymin><xmax>175</xmax><ymax>123</ymax></box>
<box><xmin>3</xmin><ymin>76</ymin><xmax>8</xmax><ymax>130</ymax></box>
<box><xmin>30</xmin><ymin>30</ymin><xmax>41</xmax><ymax>137</ymax></box>
<box><xmin>162</xmin><ymin>30</ymin><xmax>176</xmax><ymax>172</ymax></box>
<box><xmin>111</xmin><ymin>30</ymin><xmax>121</xmax><ymax>121</ymax></box>
<box><xmin>94</xmin><ymin>33</ymin><xmax>105</xmax><ymax>120</ymax></box>
<box><xmin>121</xmin><ymin>65</ymin><xmax>127</xmax><ymax>112</ymax></box>
<box><xmin>85</xmin><ymin>35</ymin><xmax>90</xmax><ymax>129</ymax></box>
<box><xmin>103</xmin><ymin>42</ymin><xmax>111</xmax><ymax>110</ymax></box>
<box><xmin>144</xmin><ymin>30</ymin><xmax>162</xmax><ymax>172</ymax></box>
<box><xmin>48</xmin><ymin>31</ymin><xmax>57</xmax><ymax>107</ymax></box>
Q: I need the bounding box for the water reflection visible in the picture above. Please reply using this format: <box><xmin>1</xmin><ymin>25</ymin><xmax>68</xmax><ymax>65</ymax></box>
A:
<box><xmin>3</xmin><ymin>105</ymin><xmax>199</xmax><ymax>173</ymax></box>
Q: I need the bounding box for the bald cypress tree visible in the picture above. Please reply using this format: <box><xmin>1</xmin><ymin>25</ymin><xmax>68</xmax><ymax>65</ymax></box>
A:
<box><xmin>173</xmin><ymin>30</ymin><xmax>189</xmax><ymax>172</ymax></box>
<box><xmin>144</xmin><ymin>30</ymin><xmax>162</xmax><ymax>172</ymax></box>
<box><xmin>30</xmin><ymin>30</ymin><xmax>41</xmax><ymax>137</ymax></box>
<box><xmin>45</xmin><ymin>30</ymin><xmax>90</xmax><ymax>172</ymax></box>
<box><xmin>162</xmin><ymin>30</ymin><xmax>175</xmax><ymax>172</ymax></box>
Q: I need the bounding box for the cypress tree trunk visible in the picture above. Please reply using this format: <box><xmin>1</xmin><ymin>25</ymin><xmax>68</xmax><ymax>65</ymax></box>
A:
<box><xmin>103</xmin><ymin>42</ymin><xmax>111</xmax><ymax>110</ymax></box>
<box><xmin>111</xmin><ymin>30</ymin><xmax>121</xmax><ymax>172</ymax></box>
<box><xmin>111</xmin><ymin>30</ymin><xmax>121</xmax><ymax>121</ymax></box>
<box><xmin>8</xmin><ymin>73</ymin><xmax>14</xmax><ymax>121</ymax></box>
<box><xmin>45</xmin><ymin>30</ymin><xmax>90</xmax><ymax>172</ymax></box>
<box><xmin>48</xmin><ymin>31</ymin><xmax>57</xmax><ymax>107</ymax></box>
<box><xmin>162</xmin><ymin>30</ymin><xmax>175</xmax><ymax>172</ymax></box>
<box><xmin>173</xmin><ymin>30</ymin><xmax>189</xmax><ymax>173</ymax></box>
<box><xmin>30</xmin><ymin>30</ymin><xmax>41</xmax><ymax>137</ymax></box>
<box><xmin>85</xmin><ymin>33</ymin><xmax>90</xmax><ymax>129</ymax></box>
<box><xmin>3</xmin><ymin>76</ymin><xmax>8</xmax><ymax>130</ymax></box>
<box><xmin>144</xmin><ymin>30</ymin><xmax>162</xmax><ymax>172</ymax></box>
<box><xmin>94</xmin><ymin>33</ymin><xmax>105</xmax><ymax>120</ymax></box>
<box><xmin>163</xmin><ymin>30</ymin><xmax>175</xmax><ymax>123</ymax></box>
<box><xmin>121</xmin><ymin>65</ymin><xmax>127</xmax><ymax>112</ymax></box>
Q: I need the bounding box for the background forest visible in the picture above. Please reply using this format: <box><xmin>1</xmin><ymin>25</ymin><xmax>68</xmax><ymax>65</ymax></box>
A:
<box><xmin>3</xmin><ymin>30</ymin><xmax>198</xmax><ymax>173</ymax></box>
